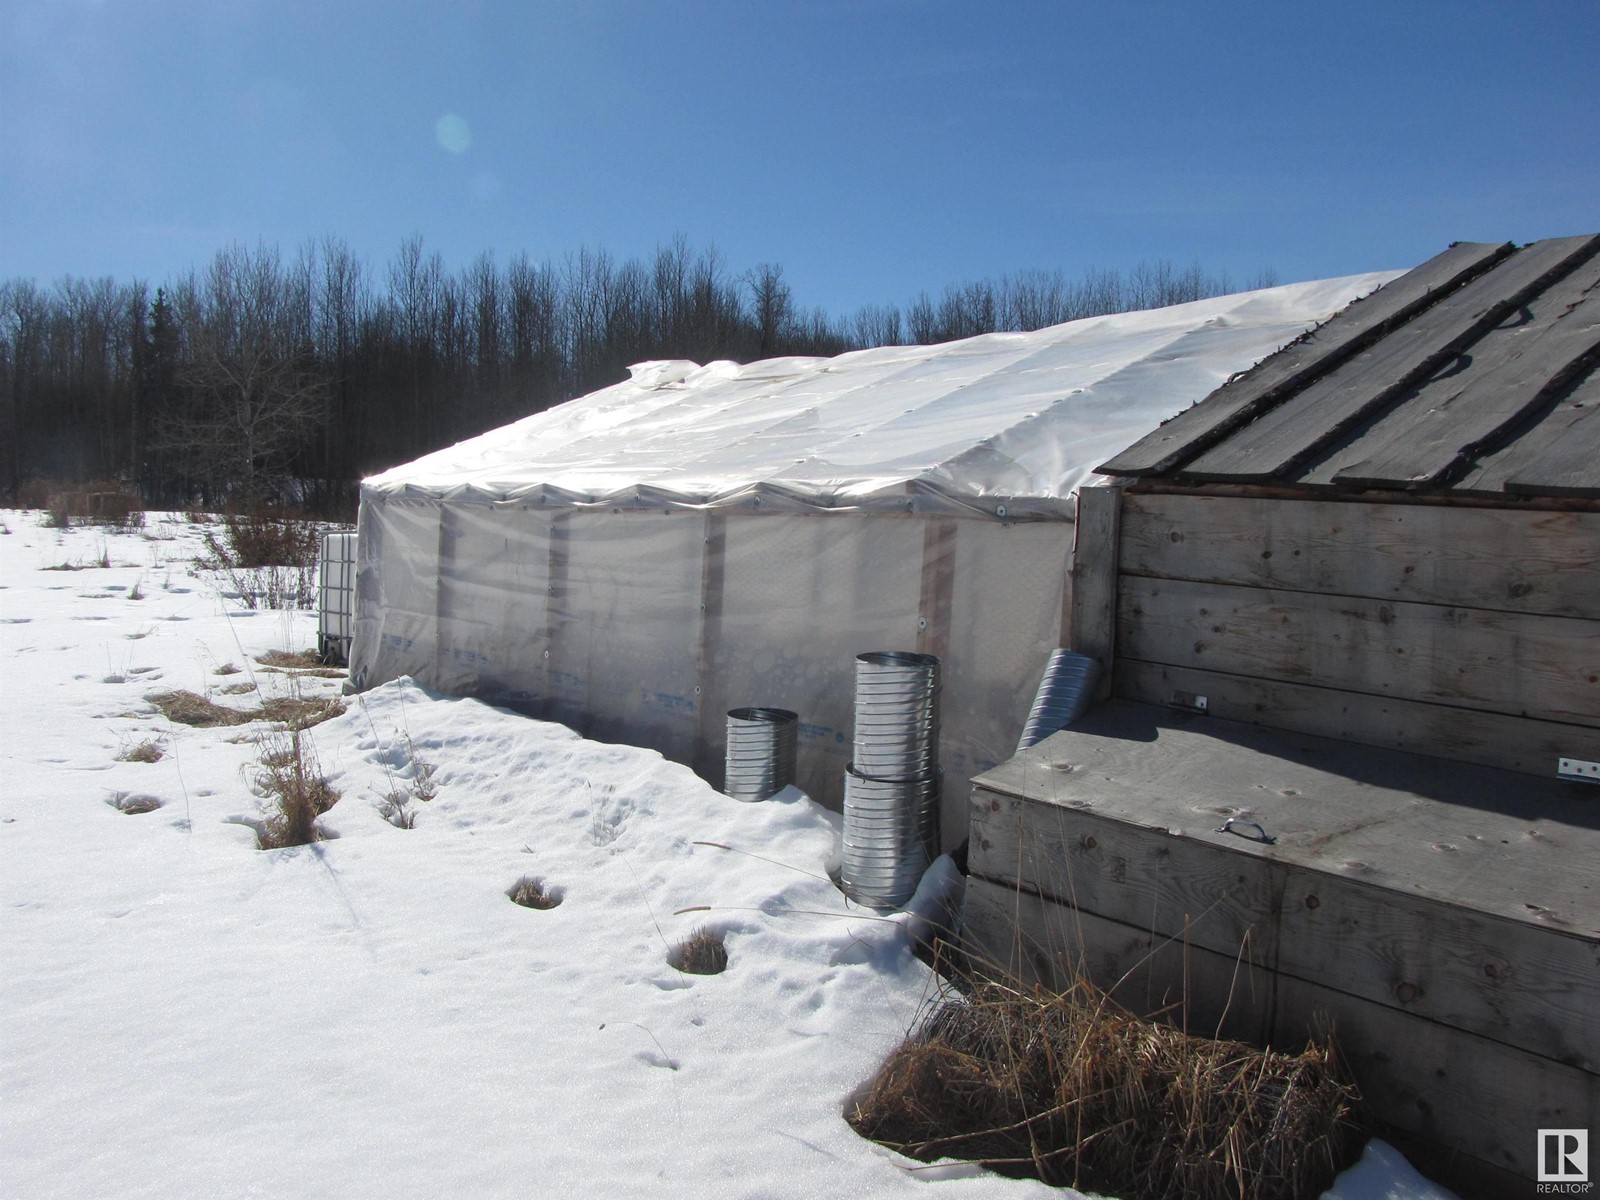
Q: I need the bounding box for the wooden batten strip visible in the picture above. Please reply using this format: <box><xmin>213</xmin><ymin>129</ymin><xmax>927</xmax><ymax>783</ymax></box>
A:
<box><xmin>690</xmin><ymin>514</ymin><xmax>727</xmax><ymax>784</ymax></box>
<box><xmin>1096</xmin><ymin>241</ymin><xmax>1513</xmax><ymax>478</ymax></box>
<box><xmin>1492</xmin><ymin>366</ymin><xmax>1600</xmax><ymax>499</ymax></box>
<box><xmin>915</xmin><ymin>518</ymin><xmax>957</xmax><ymax>660</ymax></box>
<box><xmin>1067</xmin><ymin>484</ymin><xmax>1121</xmax><ymax>700</ymax></box>
<box><xmin>432</xmin><ymin>502</ymin><xmax>457</xmax><ymax>685</ymax></box>
<box><xmin>542</xmin><ymin>511</ymin><xmax>571</xmax><ymax>706</ymax></box>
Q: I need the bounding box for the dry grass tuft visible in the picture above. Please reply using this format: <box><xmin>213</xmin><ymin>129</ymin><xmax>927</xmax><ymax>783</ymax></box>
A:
<box><xmin>148</xmin><ymin>688</ymin><xmax>343</xmax><ymax>732</ymax></box>
<box><xmin>214</xmin><ymin>662</ymin><xmax>242</xmax><ymax>676</ymax></box>
<box><xmin>108</xmin><ymin>791</ymin><xmax>163</xmax><ymax>814</ymax></box>
<box><xmin>220</xmin><ymin>681</ymin><xmax>257</xmax><ymax>695</ymax></box>
<box><xmin>256</xmin><ymin>649</ymin><xmax>322</xmax><ymax>670</ymax></box>
<box><xmin>848</xmin><ymin>977</ymin><xmax>1361</xmax><ymax>1200</ymax></box>
<box><xmin>374</xmin><ymin>729</ymin><xmax>439</xmax><ymax>828</ymax></box>
<box><xmin>259</xmin><ymin>694</ymin><xmax>345</xmax><ymax>730</ymax></box>
<box><xmin>117</xmin><ymin>738</ymin><xmax>166</xmax><ymax>763</ymax></box>
<box><xmin>258</xmin><ymin>744</ymin><xmax>297</xmax><ymax>769</ymax></box>
<box><xmin>261</xmin><ymin>665</ymin><xmax>347</xmax><ymax>679</ymax></box>
<box><xmin>669</xmin><ymin>927</ymin><xmax>728</xmax><ymax>975</ymax></box>
<box><xmin>508</xmin><ymin>876</ymin><xmax>563</xmax><ymax>910</ymax></box>
<box><xmin>403</xmin><ymin>735</ymin><xmax>439</xmax><ymax>803</ymax></box>
<box><xmin>377</xmin><ymin>790</ymin><xmax>417</xmax><ymax>829</ymax></box>
<box><xmin>148</xmin><ymin>689</ymin><xmax>250</xmax><ymax>727</ymax></box>
<box><xmin>198</xmin><ymin>512</ymin><xmax>320</xmax><ymax>610</ymax></box>
<box><xmin>254</xmin><ymin>730</ymin><xmax>338</xmax><ymax>849</ymax></box>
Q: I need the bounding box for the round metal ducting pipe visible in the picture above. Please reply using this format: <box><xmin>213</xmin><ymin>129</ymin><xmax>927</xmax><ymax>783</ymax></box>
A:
<box><xmin>723</xmin><ymin>707</ymin><xmax>799</xmax><ymax>801</ymax></box>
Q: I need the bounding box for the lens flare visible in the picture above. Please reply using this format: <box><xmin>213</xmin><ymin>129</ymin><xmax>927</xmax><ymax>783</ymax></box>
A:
<box><xmin>434</xmin><ymin>113</ymin><xmax>472</xmax><ymax>154</ymax></box>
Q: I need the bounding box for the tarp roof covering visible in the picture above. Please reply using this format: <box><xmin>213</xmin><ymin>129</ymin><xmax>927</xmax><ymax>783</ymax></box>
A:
<box><xmin>367</xmin><ymin>271</ymin><xmax>1399</xmax><ymax>519</ymax></box>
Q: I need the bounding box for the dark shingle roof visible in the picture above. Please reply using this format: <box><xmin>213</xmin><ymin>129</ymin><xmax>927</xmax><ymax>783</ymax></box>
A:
<box><xmin>1097</xmin><ymin>234</ymin><xmax>1600</xmax><ymax>499</ymax></box>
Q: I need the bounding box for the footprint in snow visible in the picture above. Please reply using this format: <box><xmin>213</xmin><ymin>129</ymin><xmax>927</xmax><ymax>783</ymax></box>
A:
<box><xmin>507</xmin><ymin>876</ymin><xmax>564</xmax><ymax>909</ymax></box>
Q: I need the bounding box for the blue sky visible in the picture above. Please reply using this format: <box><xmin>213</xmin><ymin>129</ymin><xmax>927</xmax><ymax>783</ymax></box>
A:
<box><xmin>3</xmin><ymin>0</ymin><xmax>1596</xmax><ymax>315</ymax></box>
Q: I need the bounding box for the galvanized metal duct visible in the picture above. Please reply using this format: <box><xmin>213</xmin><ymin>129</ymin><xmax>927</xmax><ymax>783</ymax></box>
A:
<box><xmin>723</xmin><ymin>707</ymin><xmax>799</xmax><ymax>801</ymax></box>
<box><xmin>1016</xmin><ymin>649</ymin><xmax>1101</xmax><ymax>753</ymax></box>
<box><xmin>841</xmin><ymin>651</ymin><xmax>942</xmax><ymax>908</ymax></box>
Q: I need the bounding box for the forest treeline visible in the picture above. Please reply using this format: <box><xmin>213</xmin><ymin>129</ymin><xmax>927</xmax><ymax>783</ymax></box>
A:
<box><xmin>0</xmin><ymin>236</ymin><xmax>1272</xmax><ymax>512</ymax></box>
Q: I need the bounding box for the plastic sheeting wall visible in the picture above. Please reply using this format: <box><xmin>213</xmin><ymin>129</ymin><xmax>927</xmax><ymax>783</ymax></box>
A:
<box><xmin>352</xmin><ymin>495</ymin><xmax>1073</xmax><ymax>848</ymax></box>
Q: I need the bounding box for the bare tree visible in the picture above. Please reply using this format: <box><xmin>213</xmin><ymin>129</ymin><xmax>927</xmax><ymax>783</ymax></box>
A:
<box><xmin>505</xmin><ymin>252</ymin><xmax>562</xmax><ymax>412</ymax></box>
<box><xmin>4</xmin><ymin>233</ymin><xmax>1276</xmax><ymax>508</ymax></box>
<box><xmin>746</xmin><ymin>263</ymin><xmax>794</xmax><ymax>356</ymax></box>
<box><xmin>156</xmin><ymin>245</ymin><xmax>328</xmax><ymax>504</ymax></box>
<box><xmin>852</xmin><ymin>302</ymin><xmax>904</xmax><ymax>347</ymax></box>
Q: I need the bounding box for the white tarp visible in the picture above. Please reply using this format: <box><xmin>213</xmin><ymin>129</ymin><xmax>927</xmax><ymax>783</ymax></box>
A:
<box><xmin>365</xmin><ymin>273</ymin><xmax>1399</xmax><ymax>516</ymax></box>
<box><xmin>354</xmin><ymin>273</ymin><xmax>1399</xmax><ymax>836</ymax></box>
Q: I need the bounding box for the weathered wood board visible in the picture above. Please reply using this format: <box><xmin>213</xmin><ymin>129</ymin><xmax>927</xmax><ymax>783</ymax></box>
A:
<box><xmin>1466</xmin><ymin>364</ymin><xmax>1600</xmax><ymax>500</ymax></box>
<box><xmin>1067</xmin><ymin>483</ymin><xmax>1121</xmax><ymax>700</ymax></box>
<box><xmin>1319</xmin><ymin>256</ymin><xmax>1600</xmax><ymax>489</ymax></box>
<box><xmin>1180</xmin><ymin>235</ymin><xmax>1600</xmax><ymax>482</ymax></box>
<box><xmin>1118</xmin><ymin>492</ymin><xmax>1600</xmax><ymax>619</ymax></box>
<box><xmin>1114</xmin><ymin>658</ymin><xmax>1600</xmax><ymax>777</ymax></box>
<box><xmin>964</xmin><ymin>876</ymin><xmax>1598</xmax><ymax>1191</ymax></box>
<box><xmin>1097</xmin><ymin>241</ymin><xmax>1514</xmax><ymax>477</ymax></box>
<box><xmin>1118</xmin><ymin>575</ymin><xmax>1600</xmax><ymax>726</ymax></box>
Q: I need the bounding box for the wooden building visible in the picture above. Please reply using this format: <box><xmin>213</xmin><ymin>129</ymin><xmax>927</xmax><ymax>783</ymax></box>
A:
<box><xmin>963</xmin><ymin>236</ymin><xmax>1600</xmax><ymax>1196</ymax></box>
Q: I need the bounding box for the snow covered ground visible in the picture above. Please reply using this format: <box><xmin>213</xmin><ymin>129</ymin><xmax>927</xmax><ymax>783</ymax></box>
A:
<box><xmin>0</xmin><ymin>511</ymin><xmax>1453</xmax><ymax>1199</ymax></box>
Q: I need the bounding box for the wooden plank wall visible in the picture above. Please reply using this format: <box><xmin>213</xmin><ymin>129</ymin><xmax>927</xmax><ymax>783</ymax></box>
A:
<box><xmin>1114</xmin><ymin>492</ymin><xmax>1600</xmax><ymax>774</ymax></box>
